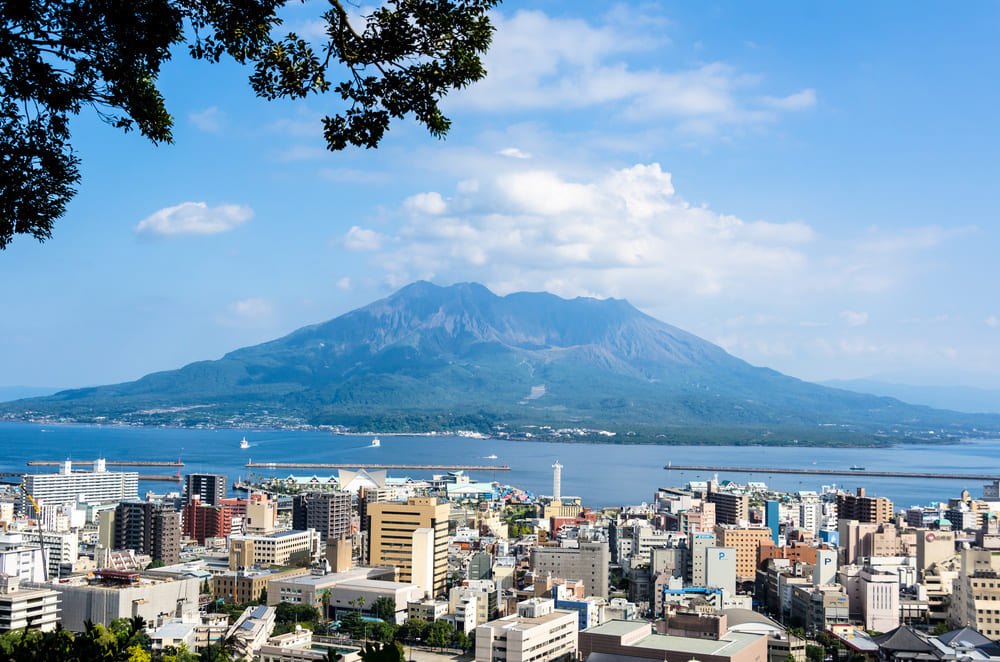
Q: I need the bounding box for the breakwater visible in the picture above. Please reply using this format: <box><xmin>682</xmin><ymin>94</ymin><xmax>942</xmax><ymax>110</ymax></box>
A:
<box><xmin>246</xmin><ymin>462</ymin><xmax>509</xmax><ymax>471</ymax></box>
<box><xmin>664</xmin><ymin>464</ymin><xmax>1000</xmax><ymax>480</ymax></box>
<box><xmin>27</xmin><ymin>460</ymin><xmax>184</xmax><ymax>467</ymax></box>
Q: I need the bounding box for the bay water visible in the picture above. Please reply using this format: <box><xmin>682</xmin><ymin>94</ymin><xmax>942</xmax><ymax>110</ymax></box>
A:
<box><xmin>0</xmin><ymin>422</ymin><xmax>996</xmax><ymax>509</ymax></box>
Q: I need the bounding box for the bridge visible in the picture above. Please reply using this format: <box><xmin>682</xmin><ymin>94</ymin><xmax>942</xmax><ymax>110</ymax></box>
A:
<box><xmin>663</xmin><ymin>464</ymin><xmax>1000</xmax><ymax>481</ymax></box>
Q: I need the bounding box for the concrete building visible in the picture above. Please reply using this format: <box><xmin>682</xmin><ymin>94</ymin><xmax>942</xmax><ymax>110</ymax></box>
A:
<box><xmin>368</xmin><ymin>497</ymin><xmax>450</xmax><ymax>596</ymax></box>
<box><xmin>579</xmin><ymin>619</ymin><xmax>767</xmax><ymax>662</ymax></box>
<box><xmin>714</xmin><ymin>526</ymin><xmax>772</xmax><ymax>581</ymax></box>
<box><xmin>213</xmin><ymin>567</ymin><xmax>310</xmax><ymax>604</ymax></box>
<box><xmin>837</xmin><ymin>488</ymin><xmax>893</xmax><ymax>525</ymax></box>
<box><xmin>450</xmin><ymin>581</ymin><xmax>500</xmax><ymax>631</ymax></box>
<box><xmin>839</xmin><ymin>566</ymin><xmax>900</xmax><ymax>632</ymax></box>
<box><xmin>229</xmin><ymin>529</ymin><xmax>321</xmax><ymax>570</ymax></box>
<box><xmin>292</xmin><ymin>491</ymin><xmax>353</xmax><ymax>542</ymax></box>
<box><xmin>949</xmin><ymin>548</ymin><xmax>1000</xmax><ymax>637</ymax></box>
<box><xmin>21</xmin><ymin>460</ymin><xmax>138</xmax><ymax>512</ymax></box>
<box><xmin>0</xmin><ymin>534</ymin><xmax>49</xmax><ymax>582</ymax></box>
<box><xmin>268</xmin><ymin>566</ymin><xmax>397</xmax><ymax>610</ymax></box>
<box><xmin>114</xmin><ymin>500</ymin><xmax>181</xmax><ymax>566</ymax></box>
<box><xmin>709</xmin><ymin>492</ymin><xmax>750</xmax><ymax>526</ymax></box>
<box><xmin>227</xmin><ymin>604</ymin><xmax>275</xmax><ymax>660</ymax></box>
<box><xmin>183</xmin><ymin>474</ymin><xmax>227</xmax><ymax>506</ymax></box>
<box><xmin>689</xmin><ymin>531</ymin><xmax>717</xmax><ymax>586</ymax></box>
<box><xmin>0</xmin><ymin>575</ymin><xmax>60</xmax><ymax>633</ymax></box>
<box><xmin>531</xmin><ymin>541</ymin><xmax>610</xmax><ymax>599</ymax></box>
<box><xmin>325</xmin><ymin>579</ymin><xmax>425</xmax><ymax>624</ymax></box>
<box><xmin>182</xmin><ymin>496</ymin><xmax>235</xmax><ymax>544</ymax></box>
<box><xmin>765</xmin><ymin>502</ymin><xmax>780</xmax><ymax>545</ymax></box>
<box><xmin>706</xmin><ymin>547</ymin><xmax>737</xmax><ymax>595</ymax></box>
<box><xmin>475</xmin><ymin>600</ymin><xmax>577</xmax><ymax>662</ymax></box>
<box><xmin>20</xmin><ymin>530</ymin><xmax>78</xmax><ymax>578</ymax></box>
<box><xmin>33</xmin><ymin>570</ymin><xmax>200</xmax><ymax>632</ymax></box>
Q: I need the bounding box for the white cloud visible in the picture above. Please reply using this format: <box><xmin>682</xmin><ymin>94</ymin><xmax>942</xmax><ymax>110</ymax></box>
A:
<box><xmin>988</xmin><ymin>316</ymin><xmax>999</xmax><ymax>328</ymax></box>
<box><xmin>355</xmin><ymin>162</ymin><xmax>964</xmax><ymax>309</ymax></box>
<box><xmin>841</xmin><ymin>310</ymin><xmax>869</xmax><ymax>327</ymax></box>
<box><xmin>189</xmin><ymin>107</ymin><xmax>226</xmax><ymax>133</ymax></box>
<box><xmin>499</xmin><ymin>148</ymin><xmax>532</xmax><ymax>159</ymax></box>
<box><xmin>454</xmin><ymin>10</ymin><xmax>817</xmax><ymax>133</ymax></box>
<box><xmin>760</xmin><ymin>88</ymin><xmax>817</xmax><ymax>111</ymax></box>
<box><xmin>342</xmin><ymin>226</ymin><xmax>385</xmax><ymax>251</ymax></box>
<box><xmin>336</xmin><ymin>277</ymin><xmax>352</xmax><ymax>290</ymax></box>
<box><xmin>134</xmin><ymin>202</ymin><xmax>253</xmax><ymax>237</ymax></box>
<box><xmin>404</xmin><ymin>192</ymin><xmax>448</xmax><ymax>215</ymax></box>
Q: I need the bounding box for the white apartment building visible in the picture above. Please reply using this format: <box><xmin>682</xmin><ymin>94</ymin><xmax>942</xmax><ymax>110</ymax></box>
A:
<box><xmin>0</xmin><ymin>534</ymin><xmax>48</xmax><ymax>582</ymax></box>
<box><xmin>229</xmin><ymin>529</ymin><xmax>321</xmax><ymax>569</ymax></box>
<box><xmin>0</xmin><ymin>575</ymin><xmax>60</xmax><ymax>633</ymax></box>
<box><xmin>20</xmin><ymin>530</ymin><xmax>78</xmax><ymax>578</ymax></box>
<box><xmin>22</xmin><ymin>460</ymin><xmax>137</xmax><ymax>512</ymax></box>
<box><xmin>475</xmin><ymin>599</ymin><xmax>577</xmax><ymax>662</ymax></box>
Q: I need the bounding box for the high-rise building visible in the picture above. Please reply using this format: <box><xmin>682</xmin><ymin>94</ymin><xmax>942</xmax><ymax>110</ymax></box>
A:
<box><xmin>836</xmin><ymin>488</ymin><xmax>893</xmax><ymax>524</ymax></box>
<box><xmin>183</xmin><ymin>474</ymin><xmax>227</xmax><ymax>506</ymax></box>
<box><xmin>21</xmin><ymin>460</ymin><xmax>137</xmax><ymax>513</ymax></box>
<box><xmin>182</xmin><ymin>496</ymin><xmax>235</xmax><ymax>544</ymax></box>
<box><xmin>714</xmin><ymin>525</ymin><xmax>772</xmax><ymax>581</ymax></box>
<box><xmin>688</xmin><ymin>531</ymin><xmax>716</xmax><ymax>586</ymax></box>
<box><xmin>708</xmin><ymin>492</ymin><xmax>749</xmax><ymax>526</ymax></box>
<box><xmin>530</xmin><ymin>541</ymin><xmax>609</xmax><ymax>599</ymax></box>
<box><xmin>0</xmin><ymin>575</ymin><xmax>60</xmax><ymax>633</ymax></box>
<box><xmin>705</xmin><ymin>546</ymin><xmax>736</xmax><ymax>595</ymax></box>
<box><xmin>368</xmin><ymin>497</ymin><xmax>450</xmax><ymax>596</ymax></box>
<box><xmin>765</xmin><ymin>501</ymin><xmax>780</xmax><ymax>545</ymax></box>
<box><xmin>292</xmin><ymin>491</ymin><xmax>353</xmax><ymax>542</ymax></box>
<box><xmin>552</xmin><ymin>462</ymin><xmax>562</xmax><ymax>502</ymax></box>
<box><xmin>113</xmin><ymin>501</ymin><xmax>181</xmax><ymax>565</ymax></box>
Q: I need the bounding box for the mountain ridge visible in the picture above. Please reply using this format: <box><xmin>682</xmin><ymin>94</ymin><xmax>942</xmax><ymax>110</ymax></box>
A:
<box><xmin>6</xmin><ymin>281</ymin><xmax>999</xmax><ymax>445</ymax></box>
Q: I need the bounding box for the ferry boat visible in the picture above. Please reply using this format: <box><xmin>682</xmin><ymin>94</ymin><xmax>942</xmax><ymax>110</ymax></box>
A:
<box><xmin>240</xmin><ymin>437</ymin><xmax>249</xmax><ymax>450</ymax></box>
<box><xmin>485</xmin><ymin>454</ymin><xmax>498</xmax><ymax>459</ymax></box>
<box><xmin>370</xmin><ymin>438</ymin><xmax>381</xmax><ymax>447</ymax></box>
<box><xmin>849</xmin><ymin>465</ymin><xmax>865</xmax><ymax>471</ymax></box>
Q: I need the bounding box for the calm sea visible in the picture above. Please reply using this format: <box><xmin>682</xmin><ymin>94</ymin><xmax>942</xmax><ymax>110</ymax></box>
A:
<box><xmin>0</xmin><ymin>422</ymin><xmax>996</xmax><ymax>509</ymax></box>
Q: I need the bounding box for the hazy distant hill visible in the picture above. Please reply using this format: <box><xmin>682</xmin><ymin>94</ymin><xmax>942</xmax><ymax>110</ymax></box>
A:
<box><xmin>821</xmin><ymin>378</ymin><xmax>1000</xmax><ymax>415</ymax></box>
<box><xmin>7</xmin><ymin>281</ymin><xmax>1000</xmax><ymax>444</ymax></box>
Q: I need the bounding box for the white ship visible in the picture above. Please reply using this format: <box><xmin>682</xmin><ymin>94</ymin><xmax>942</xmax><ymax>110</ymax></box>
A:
<box><xmin>371</xmin><ymin>438</ymin><xmax>381</xmax><ymax>447</ymax></box>
<box><xmin>240</xmin><ymin>437</ymin><xmax>249</xmax><ymax>449</ymax></box>
<box><xmin>485</xmin><ymin>454</ymin><xmax>498</xmax><ymax>459</ymax></box>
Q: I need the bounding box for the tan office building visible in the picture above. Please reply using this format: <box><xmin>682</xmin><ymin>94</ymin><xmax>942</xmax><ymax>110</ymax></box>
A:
<box><xmin>368</xmin><ymin>497</ymin><xmax>450</xmax><ymax>597</ymax></box>
<box><xmin>714</xmin><ymin>526</ymin><xmax>773</xmax><ymax>581</ymax></box>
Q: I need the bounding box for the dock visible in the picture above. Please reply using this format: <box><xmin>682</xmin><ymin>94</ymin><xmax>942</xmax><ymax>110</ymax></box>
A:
<box><xmin>27</xmin><ymin>460</ymin><xmax>184</xmax><ymax>467</ymax></box>
<box><xmin>663</xmin><ymin>465</ymin><xmax>1000</xmax><ymax>481</ymax></box>
<box><xmin>246</xmin><ymin>462</ymin><xmax>510</xmax><ymax>471</ymax></box>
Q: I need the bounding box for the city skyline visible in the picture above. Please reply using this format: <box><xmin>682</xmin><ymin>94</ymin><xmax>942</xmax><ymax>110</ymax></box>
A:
<box><xmin>2</xmin><ymin>3</ymin><xmax>999</xmax><ymax>391</ymax></box>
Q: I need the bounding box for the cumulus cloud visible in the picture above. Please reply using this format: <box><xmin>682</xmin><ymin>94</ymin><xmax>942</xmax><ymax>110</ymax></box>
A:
<box><xmin>841</xmin><ymin>310</ymin><xmax>869</xmax><ymax>327</ymax></box>
<box><xmin>134</xmin><ymin>202</ymin><xmax>253</xmax><ymax>237</ymax></box>
<box><xmin>454</xmin><ymin>10</ymin><xmax>816</xmax><ymax>132</ymax></box>
<box><xmin>350</xmin><ymin>162</ymin><xmax>964</xmax><ymax>309</ymax></box>
<box><xmin>988</xmin><ymin>315</ymin><xmax>999</xmax><ymax>328</ymax></box>
<box><xmin>190</xmin><ymin>107</ymin><xmax>226</xmax><ymax>133</ymax></box>
<box><xmin>342</xmin><ymin>226</ymin><xmax>386</xmax><ymax>251</ymax></box>
<box><xmin>336</xmin><ymin>277</ymin><xmax>352</xmax><ymax>290</ymax></box>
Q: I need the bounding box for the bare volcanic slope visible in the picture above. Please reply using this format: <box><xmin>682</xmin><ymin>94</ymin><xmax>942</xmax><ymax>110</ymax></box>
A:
<box><xmin>10</xmin><ymin>281</ymin><xmax>999</xmax><ymax>443</ymax></box>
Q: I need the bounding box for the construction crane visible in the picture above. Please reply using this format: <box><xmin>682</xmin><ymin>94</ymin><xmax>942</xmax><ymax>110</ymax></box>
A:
<box><xmin>17</xmin><ymin>483</ymin><xmax>48</xmax><ymax>581</ymax></box>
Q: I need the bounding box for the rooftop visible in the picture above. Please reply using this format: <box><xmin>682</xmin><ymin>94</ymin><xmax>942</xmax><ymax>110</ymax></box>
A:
<box><xmin>584</xmin><ymin>620</ymin><xmax>764</xmax><ymax>656</ymax></box>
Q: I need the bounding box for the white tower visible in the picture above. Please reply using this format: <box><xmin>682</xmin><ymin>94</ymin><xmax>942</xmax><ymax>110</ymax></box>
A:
<box><xmin>552</xmin><ymin>461</ymin><xmax>562</xmax><ymax>502</ymax></box>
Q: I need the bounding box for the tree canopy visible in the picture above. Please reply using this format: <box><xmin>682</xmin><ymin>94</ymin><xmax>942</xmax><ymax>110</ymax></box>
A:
<box><xmin>0</xmin><ymin>0</ymin><xmax>500</xmax><ymax>249</ymax></box>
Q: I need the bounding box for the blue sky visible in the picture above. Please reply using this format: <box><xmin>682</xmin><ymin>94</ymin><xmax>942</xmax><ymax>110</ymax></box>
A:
<box><xmin>3</xmin><ymin>1</ymin><xmax>1000</xmax><ymax>390</ymax></box>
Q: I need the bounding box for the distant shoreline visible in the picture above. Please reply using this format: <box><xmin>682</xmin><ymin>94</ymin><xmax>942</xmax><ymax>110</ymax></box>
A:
<box><xmin>0</xmin><ymin>418</ymin><xmax>980</xmax><ymax>448</ymax></box>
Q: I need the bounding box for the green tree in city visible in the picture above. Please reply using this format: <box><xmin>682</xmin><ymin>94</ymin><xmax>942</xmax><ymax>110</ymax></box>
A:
<box><xmin>425</xmin><ymin>619</ymin><xmax>454</xmax><ymax>648</ymax></box>
<box><xmin>398</xmin><ymin>618</ymin><xmax>429</xmax><ymax>643</ymax></box>
<box><xmin>0</xmin><ymin>0</ymin><xmax>501</xmax><ymax>249</ymax></box>
<box><xmin>373</xmin><ymin>620</ymin><xmax>399</xmax><ymax>643</ymax></box>
<box><xmin>806</xmin><ymin>645</ymin><xmax>825</xmax><ymax>662</ymax></box>
<box><xmin>359</xmin><ymin>641</ymin><xmax>406</xmax><ymax>662</ymax></box>
<box><xmin>373</xmin><ymin>597</ymin><xmax>397</xmax><ymax>622</ymax></box>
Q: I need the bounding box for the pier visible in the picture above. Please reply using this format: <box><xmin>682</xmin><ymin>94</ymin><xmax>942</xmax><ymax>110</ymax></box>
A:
<box><xmin>246</xmin><ymin>462</ymin><xmax>510</xmax><ymax>471</ymax></box>
<box><xmin>663</xmin><ymin>465</ymin><xmax>1000</xmax><ymax>481</ymax></box>
<box><xmin>139</xmin><ymin>475</ymin><xmax>183</xmax><ymax>482</ymax></box>
<box><xmin>27</xmin><ymin>460</ymin><xmax>184</xmax><ymax>467</ymax></box>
